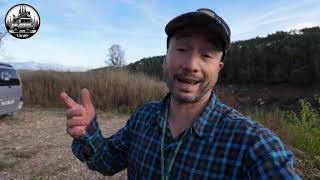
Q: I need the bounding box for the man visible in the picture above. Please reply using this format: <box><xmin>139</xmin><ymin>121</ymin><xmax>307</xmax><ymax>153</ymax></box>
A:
<box><xmin>60</xmin><ymin>8</ymin><xmax>300</xmax><ymax>179</ymax></box>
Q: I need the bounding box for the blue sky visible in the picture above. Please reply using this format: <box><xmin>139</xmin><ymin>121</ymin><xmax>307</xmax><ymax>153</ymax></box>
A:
<box><xmin>0</xmin><ymin>0</ymin><xmax>319</xmax><ymax>69</ymax></box>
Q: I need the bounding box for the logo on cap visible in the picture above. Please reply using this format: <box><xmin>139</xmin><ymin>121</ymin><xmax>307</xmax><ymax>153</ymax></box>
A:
<box><xmin>4</xmin><ymin>4</ymin><xmax>40</xmax><ymax>39</ymax></box>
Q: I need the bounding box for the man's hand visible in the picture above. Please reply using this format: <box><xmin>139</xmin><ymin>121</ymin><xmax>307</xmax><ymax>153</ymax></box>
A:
<box><xmin>60</xmin><ymin>88</ymin><xmax>96</xmax><ymax>138</ymax></box>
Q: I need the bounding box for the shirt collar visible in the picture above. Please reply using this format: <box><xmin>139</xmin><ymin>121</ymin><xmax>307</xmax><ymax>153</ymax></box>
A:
<box><xmin>156</xmin><ymin>91</ymin><xmax>224</xmax><ymax>138</ymax></box>
<box><xmin>157</xmin><ymin>93</ymin><xmax>171</xmax><ymax>129</ymax></box>
<box><xmin>192</xmin><ymin>92</ymin><xmax>224</xmax><ymax>137</ymax></box>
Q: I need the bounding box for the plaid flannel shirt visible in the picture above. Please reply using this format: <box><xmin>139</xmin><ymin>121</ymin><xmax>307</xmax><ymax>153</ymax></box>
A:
<box><xmin>72</xmin><ymin>92</ymin><xmax>300</xmax><ymax>179</ymax></box>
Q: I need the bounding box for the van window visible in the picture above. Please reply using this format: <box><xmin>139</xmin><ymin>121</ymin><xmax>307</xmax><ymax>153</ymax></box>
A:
<box><xmin>21</xmin><ymin>19</ymin><xmax>31</xmax><ymax>23</ymax></box>
<box><xmin>0</xmin><ymin>68</ymin><xmax>20</xmax><ymax>86</ymax></box>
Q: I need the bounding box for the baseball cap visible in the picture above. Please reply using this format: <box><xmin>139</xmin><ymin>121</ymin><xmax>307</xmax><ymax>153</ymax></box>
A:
<box><xmin>165</xmin><ymin>8</ymin><xmax>231</xmax><ymax>53</ymax></box>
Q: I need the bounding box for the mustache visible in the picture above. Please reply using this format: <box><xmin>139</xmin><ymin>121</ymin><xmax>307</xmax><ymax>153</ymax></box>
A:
<box><xmin>174</xmin><ymin>70</ymin><xmax>203</xmax><ymax>81</ymax></box>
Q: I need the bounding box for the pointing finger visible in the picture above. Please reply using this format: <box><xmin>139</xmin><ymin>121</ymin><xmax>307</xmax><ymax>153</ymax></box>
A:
<box><xmin>60</xmin><ymin>91</ymin><xmax>78</xmax><ymax>108</ymax></box>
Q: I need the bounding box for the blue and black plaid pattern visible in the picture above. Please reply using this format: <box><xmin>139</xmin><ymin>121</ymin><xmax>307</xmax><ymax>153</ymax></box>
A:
<box><xmin>72</xmin><ymin>92</ymin><xmax>300</xmax><ymax>179</ymax></box>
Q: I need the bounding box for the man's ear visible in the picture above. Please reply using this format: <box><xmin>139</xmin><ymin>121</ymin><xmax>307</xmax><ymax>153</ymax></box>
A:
<box><xmin>219</xmin><ymin>62</ymin><xmax>224</xmax><ymax>70</ymax></box>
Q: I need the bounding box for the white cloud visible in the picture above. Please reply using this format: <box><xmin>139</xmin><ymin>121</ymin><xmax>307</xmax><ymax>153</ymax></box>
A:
<box><xmin>1</xmin><ymin>35</ymin><xmax>104</xmax><ymax>67</ymax></box>
<box><xmin>232</xmin><ymin>0</ymin><xmax>320</xmax><ymax>40</ymax></box>
<box><xmin>287</xmin><ymin>22</ymin><xmax>317</xmax><ymax>31</ymax></box>
<box><xmin>119</xmin><ymin>0</ymin><xmax>171</xmax><ymax>26</ymax></box>
<box><xmin>250</xmin><ymin>0</ymin><xmax>315</xmax><ymax>23</ymax></box>
<box><xmin>60</xmin><ymin>0</ymin><xmax>88</xmax><ymax>19</ymax></box>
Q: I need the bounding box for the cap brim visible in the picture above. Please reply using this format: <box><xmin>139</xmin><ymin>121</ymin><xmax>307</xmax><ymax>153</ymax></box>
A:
<box><xmin>165</xmin><ymin>12</ymin><xmax>230</xmax><ymax>50</ymax></box>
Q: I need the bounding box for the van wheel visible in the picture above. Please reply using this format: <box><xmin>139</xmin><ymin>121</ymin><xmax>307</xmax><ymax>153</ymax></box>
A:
<box><xmin>0</xmin><ymin>113</ymin><xmax>12</xmax><ymax>119</ymax></box>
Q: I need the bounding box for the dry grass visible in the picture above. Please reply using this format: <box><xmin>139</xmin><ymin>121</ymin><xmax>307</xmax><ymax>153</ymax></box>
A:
<box><xmin>19</xmin><ymin>69</ymin><xmax>167</xmax><ymax>113</ymax></box>
<box><xmin>6</xmin><ymin>151</ymin><xmax>33</xmax><ymax>159</ymax></box>
<box><xmin>0</xmin><ymin>150</ymin><xmax>35</xmax><ymax>171</ymax></box>
<box><xmin>0</xmin><ymin>161</ymin><xmax>15</xmax><ymax>171</ymax></box>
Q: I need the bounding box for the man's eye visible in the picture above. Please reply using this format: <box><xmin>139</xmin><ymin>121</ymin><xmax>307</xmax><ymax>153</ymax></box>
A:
<box><xmin>202</xmin><ymin>54</ymin><xmax>212</xmax><ymax>58</ymax></box>
<box><xmin>176</xmin><ymin>48</ymin><xmax>187</xmax><ymax>52</ymax></box>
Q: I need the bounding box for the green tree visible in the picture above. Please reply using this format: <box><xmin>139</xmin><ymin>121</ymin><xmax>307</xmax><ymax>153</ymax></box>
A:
<box><xmin>127</xmin><ymin>27</ymin><xmax>320</xmax><ymax>85</ymax></box>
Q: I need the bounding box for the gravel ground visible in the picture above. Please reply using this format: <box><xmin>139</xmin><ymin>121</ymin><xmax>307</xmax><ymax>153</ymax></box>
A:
<box><xmin>0</xmin><ymin>108</ymin><xmax>127</xmax><ymax>180</ymax></box>
<box><xmin>0</xmin><ymin>108</ymin><xmax>319</xmax><ymax>179</ymax></box>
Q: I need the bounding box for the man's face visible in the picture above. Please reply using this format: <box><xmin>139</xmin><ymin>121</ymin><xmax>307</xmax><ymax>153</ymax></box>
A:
<box><xmin>163</xmin><ymin>27</ymin><xmax>224</xmax><ymax>104</ymax></box>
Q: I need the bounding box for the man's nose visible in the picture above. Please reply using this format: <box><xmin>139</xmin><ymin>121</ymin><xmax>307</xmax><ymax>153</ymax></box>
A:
<box><xmin>182</xmin><ymin>52</ymin><xmax>200</xmax><ymax>73</ymax></box>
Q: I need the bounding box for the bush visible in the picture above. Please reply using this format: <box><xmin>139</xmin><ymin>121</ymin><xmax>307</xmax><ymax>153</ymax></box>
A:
<box><xmin>284</xmin><ymin>97</ymin><xmax>320</xmax><ymax>157</ymax></box>
<box><xmin>245</xmin><ymin>96</ymin><xmax>320</xmax><ymax>165</ymax></box>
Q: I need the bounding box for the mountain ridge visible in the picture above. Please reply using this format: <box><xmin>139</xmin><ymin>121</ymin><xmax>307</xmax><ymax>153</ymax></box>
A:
<box><xmin>0</xmin><ymin>61</ymin><xmax>89</xmax><ymax>72</ymax></box>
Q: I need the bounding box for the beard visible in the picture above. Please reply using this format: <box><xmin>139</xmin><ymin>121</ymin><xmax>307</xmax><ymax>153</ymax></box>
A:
<box><xmin>163</xmin><ymin>67</ymin><xmax>216</xmax><ymax>104</ymax></box>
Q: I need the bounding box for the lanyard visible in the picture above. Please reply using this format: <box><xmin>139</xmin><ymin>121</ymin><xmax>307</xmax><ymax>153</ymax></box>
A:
<box><xmin>161</xmin><ymin>105</ymin><xmax>188</xmax><ymax>180</ymax></box>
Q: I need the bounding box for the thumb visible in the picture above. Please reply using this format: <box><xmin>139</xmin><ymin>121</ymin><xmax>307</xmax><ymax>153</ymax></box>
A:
<box><xmin>80</xmin><ymin>88</ymin><xmax>93</xmax><ymax>108</ymax></box>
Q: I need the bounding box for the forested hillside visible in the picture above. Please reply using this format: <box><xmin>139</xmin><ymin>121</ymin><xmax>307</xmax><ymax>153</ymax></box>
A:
<box><xmin>127</xmin><ymin>27</ymin><xmax>320</xmax><ymax>85</ymax></box>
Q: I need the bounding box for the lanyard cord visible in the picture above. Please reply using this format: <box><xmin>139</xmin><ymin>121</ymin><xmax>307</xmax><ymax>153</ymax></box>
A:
<box><xmin>161</xmin><ymin>106</ymin><xmax>188</xmax><ymax>180</ymax></box>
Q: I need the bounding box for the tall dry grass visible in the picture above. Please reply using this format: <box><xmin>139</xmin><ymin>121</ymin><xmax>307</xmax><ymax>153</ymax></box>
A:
<box><xmin>19</xmin><ymin>69</ymin><xmax>167</xmax><ymax>113</ymax></box>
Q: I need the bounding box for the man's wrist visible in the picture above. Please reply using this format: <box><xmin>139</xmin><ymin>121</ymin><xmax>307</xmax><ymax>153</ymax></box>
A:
<box><xmin>78</xmin><ymin>115</ymin><xmax>98</xmax><ymax>140</ymax></box>
<box><xmin>72</xmin><ymin>115</ymin><xmax>103</xmax><ymax>161</ymax></box>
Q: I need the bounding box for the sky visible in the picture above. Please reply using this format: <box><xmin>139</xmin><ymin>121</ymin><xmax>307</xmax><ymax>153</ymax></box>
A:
<box><xmin>0</xmin><ymin>0</ymin><xmax>319</xmax><ymax>69</ymax></box>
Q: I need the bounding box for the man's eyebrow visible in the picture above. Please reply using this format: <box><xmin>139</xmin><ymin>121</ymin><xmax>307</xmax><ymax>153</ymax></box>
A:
<box><xmin>174</xmin><ymin>33</ymin><xmax>192</xmax><ymax>40</ymax></box>
<box><xmin>207</xmin><ymin>37</ymin><xmax>224</xmax><ymax>50</ymax></box>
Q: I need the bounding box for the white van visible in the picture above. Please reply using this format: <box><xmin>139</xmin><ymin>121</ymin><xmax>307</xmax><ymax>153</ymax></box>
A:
<box><xmin>0</xmin><ymin>63</ymin><xmax>23</xmax><ymax>116</ymax></box>
<box><xmin>12</xmin><ymin>17</ymin><xmax>36</xmax><ymax>32</ymax></box>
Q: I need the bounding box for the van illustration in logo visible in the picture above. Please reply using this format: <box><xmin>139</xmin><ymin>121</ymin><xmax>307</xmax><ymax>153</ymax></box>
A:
<box><xmin>5</xmin><ymin>4</ymin><xmax>40</xmax><ymax>39</ymax></box>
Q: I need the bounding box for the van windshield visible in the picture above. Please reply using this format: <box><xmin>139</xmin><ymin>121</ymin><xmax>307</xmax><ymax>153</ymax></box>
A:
<box><xmin>21</xmin><ymin>19</ymin><xmax>31</xmax><ymax>23</ymax></box>
<box><xmin>0</xmin><ymin>68</ymin><xmax>20</xmax><ymax>86</ymax></box>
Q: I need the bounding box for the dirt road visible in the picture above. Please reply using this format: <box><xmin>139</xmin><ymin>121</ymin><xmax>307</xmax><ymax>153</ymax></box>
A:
<box><xmin>0</xmin><ymin>108</ymin><xmax>128</xmax><ymax>180</ymax></box>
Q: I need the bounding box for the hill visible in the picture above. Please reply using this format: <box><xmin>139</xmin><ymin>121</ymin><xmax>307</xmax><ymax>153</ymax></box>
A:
<box><xmin>127</xmin><ymin>27</ymin><xmax>320</xmax><ymax>85</ymax></box>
